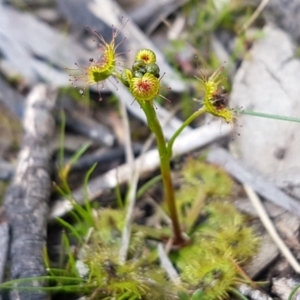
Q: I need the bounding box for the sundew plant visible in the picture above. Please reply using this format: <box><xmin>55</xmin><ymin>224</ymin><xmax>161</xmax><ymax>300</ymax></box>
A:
<box><xmin>0</xmin><ymin>22</ymin><xmax>260</xmax><ymax>300</ymax></box>
<box><xmin>68</xmin><ymin>22</ymin><xmax>236</xmax><ymax>245</ymax></box>
<box><xmin>65</xmin><ymin>24</ymin><xmax>257</xmax><ymax>296</ymax></box>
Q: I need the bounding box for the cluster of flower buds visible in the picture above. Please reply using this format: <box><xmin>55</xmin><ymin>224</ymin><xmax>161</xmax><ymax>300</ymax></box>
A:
<box><xmin>120</xmin><ymin>49</ymin><xmax>161</xmax><ymax>103</ymax></box>
<box><xmin>68</xmin><ymin>25</ymin><xmax>234</xmax><ymax>123</ymax></box>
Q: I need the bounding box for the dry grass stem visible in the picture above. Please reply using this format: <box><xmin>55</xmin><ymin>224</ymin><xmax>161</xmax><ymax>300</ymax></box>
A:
<box><xmin>244</xmin><ymin>184</ymin><xmax>300</xmax><ymax>273</ymax></box>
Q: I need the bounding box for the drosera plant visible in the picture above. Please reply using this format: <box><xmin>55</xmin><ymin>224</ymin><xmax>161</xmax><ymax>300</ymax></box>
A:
<box><xmin>0</xmin><ymin>25</ymin><xmax>260</xmax><ymax>299</ymax></box>
<box><xmin>173</xmin><ymin>159</ymin><xmax>259</xmax><ymax>299</ymax></box>
<box><xmin>63</xmin><ymin>25</ymin><xmax>257</xmax><ymax>298</ymax></box>
<box><xmin>65</xmin><ymin>23</ymin><xmax>236</xmax><ymax>247</ymax></box>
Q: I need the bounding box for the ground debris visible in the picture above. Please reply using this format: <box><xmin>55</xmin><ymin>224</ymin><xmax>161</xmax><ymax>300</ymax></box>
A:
<box><xmin>4</xmin><ymin>85</ymin><xmax>57</xmax><ymax>300</ymax></box>
<box><xmin>272</xmin><ymin>277</ymin><xmax>300</xmax><ymax>300</ymax></box>
<box><xmin>230</xmin><ymin>25</ymin><xmax>300</xmax><ymax>200</ymax></box>
<box><xmin>238</xmin><ymin>284</ymin><xmax>273</xmax><ymax>300</ymax></box>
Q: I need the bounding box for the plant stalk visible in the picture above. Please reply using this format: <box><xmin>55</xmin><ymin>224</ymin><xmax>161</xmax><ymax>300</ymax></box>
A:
<box><xmin>140</xmin><ymin>100</ymin><xmax>184</xmax><ymax>245</ymax></box>
<box><xmin>167</xmin><ymin>107</ymin><xmax>206</xmax><ymax>157</ymax></box>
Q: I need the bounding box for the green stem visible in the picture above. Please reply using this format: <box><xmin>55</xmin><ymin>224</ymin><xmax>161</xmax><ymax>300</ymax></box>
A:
<box><xmin>167</xmin><ymin>107</ymin><xmax>206</xmax><ymax>157</ymax></box>
<box><xmin>140</xmin><ymin>100</ymin><xmax>184</xmax><ymax>245</ymax></box>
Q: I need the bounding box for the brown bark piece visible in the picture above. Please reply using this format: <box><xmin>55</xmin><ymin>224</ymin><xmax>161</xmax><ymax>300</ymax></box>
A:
<box><xmin>4</xmin><ymin>85</ymin><xmax>57</xmax><ymax>300</ymax></box>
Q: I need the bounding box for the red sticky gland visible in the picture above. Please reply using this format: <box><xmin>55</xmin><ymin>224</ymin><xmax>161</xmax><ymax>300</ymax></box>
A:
<box><xmin>158</xmin><ymin>72</ymin><xmax>171</xmax><ymax>103</ymax></box>
<box><xmin>109</xmin><ymin>17</ymin><xmax>129</xmax><ymax>55</ymax></box>
<box><xmin>111</xmin><ymin>16</ymin><xmax>129</xmax><ymax>37</ymax></box>
<box><xmin>88</xmin><ymin>23</ymin><xmax>129</xmax><ymax>72</ymax></box>
<box><xmin>86</xmin><ymin>26</ymin><xmax>125</xmax><ymax>63</ymax></box>
<box><xmin>86</xmin><ymin>22</ymin><xmax>127</xmax><ymax>53</ymax></box>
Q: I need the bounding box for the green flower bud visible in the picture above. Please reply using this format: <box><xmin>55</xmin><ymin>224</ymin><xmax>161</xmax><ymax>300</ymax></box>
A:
<box><xmin>146</xmin><ymin>63</ymin><xmax>160</xmax><ymax>78</ymax></box>
<box><xmin>120</xmin><ymin>69</ymin><xmax>133</xmax><ymax>87</ymax></box>
<box><xmin>132</xmin><ymin>60</ymin><xmax>146</xmax><ymax>71</ymax></box>
<box><xmin>133</xmin><ymin>71</ymin><xmax>144</xmax><ymax>78</ymax></box>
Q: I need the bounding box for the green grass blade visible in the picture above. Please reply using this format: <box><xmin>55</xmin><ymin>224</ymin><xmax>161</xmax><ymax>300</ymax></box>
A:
<box><xmin>240</xmin><ymin>110</ymin><xmax>300</xmax><ymax>123</ymax></box>
<box><xmin>61</xmin><ymin>231</ymin><xmax>78</xmax><ymax>277</ymax></box>
<box><xmin>56</xmin><ymin>217</ymin><xmax>82</xmax><ymax>242</ymax></box>
<box><xmin>0</xmin><ymin>276</ymin><xmax>85</xmax><ymax>290</ymax></box>
<box><xmin>288</xmin><ymin>284</ymin><xmax>300</xmax><ymax>300</ymax></box>
<box><xmin>136</xmin><ymin>175</ymin><xmax>162</xmax><ymax>199</ymax></box>
<box><xmin>68</xmin><ymin>142</ymin><xmax>91</xmax><ymax>168</ymax></box>
<box><xmin>83</xmin><ymin>162</ymin><xmax>98</xmax><ymax>224</ymax></box>
<box><xmin>115</xmin><ymin>182</ymin><xmax>124</xmax><ymax>209</ymax></box>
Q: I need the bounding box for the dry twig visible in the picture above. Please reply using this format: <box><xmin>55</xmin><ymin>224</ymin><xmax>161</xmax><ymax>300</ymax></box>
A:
<box><xmin>244</xmin><ymin>184</ymin><xmax>300</xmax><ymax>274</ymax></box>
<box><xmin>0</xmin><ymin>213</ymin><xmax>9</xmax><ymax>285</ymax></box>
<box><xmin>157</xmin><ymin>243</ymin><xmax>181</xmax><ymax>285</ymax></box>
<box><xmin>238</xmin><ymin>0</ymin><xmax>269</xmax><ymax>34</ymax></box>
<box><xmin>4</xmin><ymin>85</ymin><xmax>57</xmax><ymax>300</ymax></box>
<box><xmin>119</xmin><ymin>98</ymin><xmax>136</xmax><ymax>263</ymax></box>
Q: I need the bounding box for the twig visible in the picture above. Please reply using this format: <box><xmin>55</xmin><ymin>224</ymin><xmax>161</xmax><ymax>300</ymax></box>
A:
<box><xmin>119</xmin><ymin>98</ymin><xmax>136</xmax><ymax>263</ymax></box>
<box><xmin>244</xmin><ymin>184</ymin><xmax>300</xmax><ymax>273</ymax></box>
<box><xmin>157</xmin><ymin>243</ymin><xmax>181</xmax><ymax>285</ymax></box>
<box><xmin>145</xmin><ymin>0</ymin><xmax>189</xmax><ymax>35</ymax></box>
<box><xmin>4</xmin><ymin>85</ymin><xmax>57</xmax><ymax>300</ymax></box>
<box><xmin>120</xmin><ymin>99</ymin><xmax>135</xmax><ymax>167</ymax></box>
<box><xmin>0</xmin><ymin>213</ymin><xmax>9</xmax><ymax>285</ymax></box>
<box><xmin>238</xmin><ymin>0</ymin><xmax>269</xmax><ymax>35</ymax></box>
<box><xmin>119</xmin><ymin>168</ymin><xmax>139</xmax><ymax>263</ymax></box>
<box><xmin>50</xmin><ymin>121</ymin><xmax>231</xmax><ymax>219</ymax></box>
